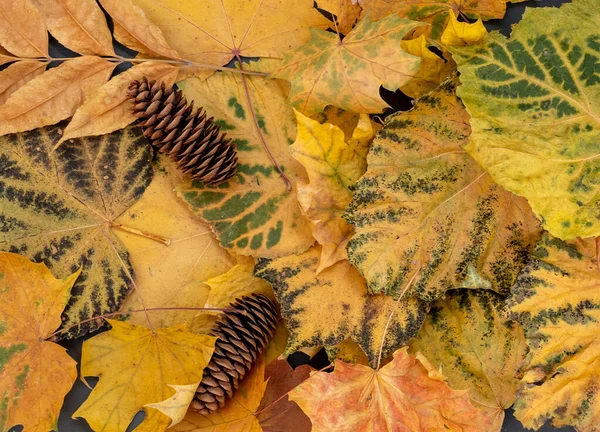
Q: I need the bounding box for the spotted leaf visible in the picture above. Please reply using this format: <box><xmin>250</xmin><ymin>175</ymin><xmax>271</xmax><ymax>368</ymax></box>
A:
<box><xmin>343</xmin><ymin>76</ymin><xmax>541</xmax><ymax>300</ymax></box>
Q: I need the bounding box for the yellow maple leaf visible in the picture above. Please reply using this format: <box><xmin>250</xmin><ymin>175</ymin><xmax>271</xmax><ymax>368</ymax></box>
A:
<box><xmin>317</xmin><ymin>0</ymin><xmax>362</xmax><ymax>34</ymax></box>
<box><xmin>441</xmin><ymin>11</ymin><xmax>487</xmax><ymax>47</ymax></box>
<box><xmin>290</xmin><ymin>348</ymin><xmax>494</xmax><ymax>431</ymax></box>
<box><xmin>0</xmin><ymin>252</ymin><xmax>78</xmax><ymax>431</ymax></box>
<box><xmin>291</xmin><ymin>110</ymin><xmax>373</xmax><ymax>272</ymax></box>
<box><xmin>146</xmin><ymin>382</ymin><xmax>201</xmax><ymax>428</ymax></box>
<box><xmin>74</xmin><ymin>320</ymin><xmax>216</xmax><ymax>432</ymax></box>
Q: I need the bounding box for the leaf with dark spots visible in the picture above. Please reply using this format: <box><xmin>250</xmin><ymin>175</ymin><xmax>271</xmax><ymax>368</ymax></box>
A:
<box><xmin>0</xmin><ymin>121</ymin><xmax>152</xmax><ymax>339</ymax></box>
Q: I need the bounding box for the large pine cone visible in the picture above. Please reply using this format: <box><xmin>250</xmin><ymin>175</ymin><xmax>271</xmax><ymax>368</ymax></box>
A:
<box><xmin>191</xmin><ymin>294</ymin><xmax>279</xmax><ymax>414</ymax></box>
<box><xmin>127</xmin><ymin>77</ymin><xmax>237</xmax><ymax>184</ymax></box>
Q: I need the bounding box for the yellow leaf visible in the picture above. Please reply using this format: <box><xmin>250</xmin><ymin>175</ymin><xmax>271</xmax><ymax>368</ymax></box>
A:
<box><xmin>0</xmin><ymin>122</ymin><xmax>153</xmax><ymax>338</ymax></box>
<box><xmin>291</xmin><ymin>110</ymin><xmax>373</xmax><ymax>272</ymax></box>
<box><xmin>507</xmin><ymin>234</ymin><xmax>600</xmax><ymax>431</ymax></box>
<box><xmin>326</xmin><ymin>339</ymin><xmax>370</xmax><ymax>366</ymax></box>
<box><xmin>453</xmin><ymin>0</ymin><xmax>600</xmax><ymax>239</ymax></box>
<box><xmin>115</xmin><ymin>157</ymin><xmax>236</xmax><ymax>329</ymax></box>
<box><xmin>0</xmin><ymin>252</ymin><xmax>78</xmax><ymax>431</ymax></box>
<box><xmin>344</xmin><ymin>75</ymin><xmax>542</xmax><ymax>300</ymax></box>
<box><xmin>290</xmin><ymin>348</ymin><xmax>494</xmax><ymax>431</ymax></box>
<box><xmin>317</xmin><ymin>0</ymin><xmax>361</xmax><ymax>34</ymax></box>
<box><xmin>441</xmin><ymin>11</ymin><xmax>487</xmax><ymax>47</ymax></box>
<box><xmin>0</xmin><ymin>0</ymin><xmax>48</xmax><ymax>57</ymax></box>
<box><xmin>146</xmin><ymin>382</ymin><xmax>201</xmax><ymax>428</ymax></box>
<box><xmin>125</xmin><ymin>0</ymin><xmax>328</xmax><ymax>77</ymax></box>
<box><xmin>0</xmin><ymin>56</ymin><xmax>115</xmax><ymax>135</ymax></box>
<box><xmin>410</xmin><ymin>290</ymin><xmax>527</xmax><ymax>430</ymax></box>
<box><xmin>74</xmin><ymin>320</ymin><xmax>216</xmax><ymax>432</ymax></box>
<box><xmin>0</xmin><ymin>60</ymin><xmax>46</xmax><ymax>104</ymax></box>
<box><xmin>99</xmin><ymin>0</ymin><xmax>180</xmax><ymax>59</ymax></box>
<box><xmin>255</xmin><ymin>246</ymin><xmax>427</xmax><ymax>367</ymax></box>
<box><xmin>272</xmin><ymin>14</ymin><xmax>423</xmax><ymax>114</ymax></box>
<box><xmin>176</xmin><ymin>69</ymin><xmax>314</xmax><ymax>258</ymax></box>
<box><xmin>58</xmin><ymin>61</ymin><xmax>179</xmax><ymax>143</ymax></box>
<box><xmin>31</xmin><ymin>0</ymin><xmax>115</xmax><ymax>56</ymax></box>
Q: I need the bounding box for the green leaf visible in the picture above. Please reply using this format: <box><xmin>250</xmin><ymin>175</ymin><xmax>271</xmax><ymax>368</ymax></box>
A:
<box><xmin>453</xmin><ymin>0</ymin><xmax>600</xmax><ymax>239</ymax></box>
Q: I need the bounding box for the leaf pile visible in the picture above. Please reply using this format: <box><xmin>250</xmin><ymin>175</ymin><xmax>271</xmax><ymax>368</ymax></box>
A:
<box><xmin>0</xmin><ymin>0</ymin><xmax>598</xmax><ymax>431</ymax></box>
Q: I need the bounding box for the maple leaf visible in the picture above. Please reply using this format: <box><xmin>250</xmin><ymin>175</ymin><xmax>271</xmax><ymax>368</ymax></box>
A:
<box><xmin>507</xmin><ymin>234</ymin><xmax>600</xmax><ymax>432</ymax></box>
<box><xmin>290</xmin><ymin>110</ymin><xmax>374</xmax><ymax>272</ymax></box>
<box><xmin>317</xmin><ymin>0</ymin><xmax>362</xmax><ymax>35</ymax></box>
<box><xmin>453</xmin><ymin>0</ymin><xmax>600</xmax><ymax>240</ymax></box>
<box><xmin>74</xmin><ymin>320</ymin><xmax>216</xmax><ymax>432</ymax></box>
<box><xmin>254</xmin><ymin>246</ymin><xmax>427</xmax><ymax>367</ymax></box>
<box><xmin>176</xmin><ymin>68</ymin><xmax>314</xmax><ymax>259</ymax></box>
<box><xmin>441</xmin><ymin>11</ymin><xmax>487</xmax><ymax>47</ymax></box>
<box><xmin>409</xmin><ymin>290</ymin><xmax>527</xmax><ymax>430</ymax></box>
<box><xmin>0</xmin><ymin>122</ymin><xmax>153</xmax><ymax>338</ymax></box>
<box><xmin>271</xmin><ymin>14</ymin><xmax>424</xmax><ymax>114</ymax></box>
<box><xmin>289</xmin><ymin>348</ymin><xmax>494</xmax><ymax>432</ymax></box>
<box><xmin>0</xmin><ymin>252</ymin><xmax>78</xmax><ymax>431</ymax></box>
<box><xmin>344</xmin><ymin>75</ymin><xmax>541</xmax><ymax>300</ymax></box>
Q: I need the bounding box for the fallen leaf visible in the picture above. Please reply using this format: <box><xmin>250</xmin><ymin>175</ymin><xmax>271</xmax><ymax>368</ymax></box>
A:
<box><xmin>74</xmin><ymin>320</ymin><xmax>216</xmax><ymax>432</ymax></box>
<box><xmin>254</xmin><ymin>246</ymin><xmax>427</xmax><ymax>367</ymax></box>
<box><xmin>146</xmin><ymin>382</ymin><xmax>201</xmax><ymax>428</ymax></box>
<box><xmin>31</xmin><ymin>0</ymin><xmax>115</xmax><ymax>56</ymax></box>
<box><xmin>326</xmin><ymin>338</ymin><xmax>370</xmax><ymax>365</ymax></box>
<box><xmin>507</xmin><ymin>234</ymin><xmax>600</xmax><ymax>432</ymax></box>
<box><xmin>0</xmin><ymin>252</ymin><xmax>78</xmax><ymax>431</ymax></box>
<box><xmin>99</xmin><ymin>0</ymin><xmax>180</xmax><ymax>59</ymax></box>
<box><xmin>317</xmin><ymin>0</ymin><xmax>362</xmax><ymax>34</ymax></box>
<box><xmin>176</xmin><ymin>69</ymin><xmax>314</xmax><ymax>259</ymax></box>
<box><xmin>0</xmin><ymin>46</ymin><xmax>18</xmax><ymax>66</ymax></box>
<box><xmin>0</xmin><ymin>60</ymin><xmax>47</xmax><ymax>104</ymax></box>
<box><xmin>0</xmin><ymin>0</ymin><xmax>48</xmax><ymax>57</ymax></box>
<box><xmin>0</xmin><ymin>56</ymin><xmax>115</xmax><ymax>135</ymax></box>
<box><xmin>409</xmin><ymin>290</ymin><xmax>527</xmax><ymax>430</ymax></box>
<box><xmin>58</xmin><ymin>61</ymin><xmax>179</xmax><ymax>143</ymax></box>
<box><xmin>272</xmin><ymin>14</ymin><xmax>423</xmax><ymax>114</ymax></box>
<box><xmin>289</xmin><ymin>348</ymin><xmax>493</xmax><ymax>432</ymax></box>
<box><xmin>440</xmin><ymin>11</ymin><xmax>487</xmax><ymax>47</ymax></box>
<box><xmin>344</xmin><ymin>76</ymin><xmax>541</xmax><ymax>300</ymax></box>
<box><xmin>453</xmin><ymin>0</ymin><xmax>600</xmax><ymax>240</ymax></box>
<box><xmin>291</xmin><ymin>110</ymin><xmax>373</xmax><ymax>272</ymax></box>
<box><xmin>0</xmin><ymin>122</ymin><xmax>153</xmax><ymax>338</ymax></box>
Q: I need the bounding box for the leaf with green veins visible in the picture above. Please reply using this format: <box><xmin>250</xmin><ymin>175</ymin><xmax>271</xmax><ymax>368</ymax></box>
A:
<box><xmin>452</xmin><ymin>0</ymin><xmax>600</xmax><ymax>239</ymax></box>
<box><xmin>176</xmin><ymin>69</ymin><xmax>314</xmax><ymax>259</ymax></box>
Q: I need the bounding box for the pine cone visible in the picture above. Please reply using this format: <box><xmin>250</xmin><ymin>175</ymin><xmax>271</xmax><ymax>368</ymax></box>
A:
<box><xmin>191</xmin><ymin>294</ymin><xmax>279</xmax><ymax>415</ymax></box>
<box><xmin>127</xmin><ymin>77</ymin><xmax>237</xmax><ymax>185</ymax></box>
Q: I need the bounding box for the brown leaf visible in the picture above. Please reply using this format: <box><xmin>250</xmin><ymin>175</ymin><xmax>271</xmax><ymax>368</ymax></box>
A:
<box><xmin>0</xmin><ymin>45</ymin><xmax>18</xmax><ymax>66</ymax></box>
<box><xmin>0</xmin><ymin>60</ymin><xmax>46</xmax><ymax>104</ymax></box>
<box><xmin>99</xmin><ymin>0</ymin><xmax>180</xmax><ymax>59</ymax></box>
<box><xmin>0</xmin><ymin>0</ymin><xmax>48</xmax><ymax>57</ymax></box>
<box><xmin>0</xmin><ymin>56</ymin><xmax>115</xmax><ymax>135</ymax></box>
<box><xmin>58</xmin><ymin>61</ymin><xmax>179</xmax><ymax>143</ymax></box>
<box><xmin>31</xmin><ymin>0</ymin><xmax>115</xmax><ymax>56</ymax></box>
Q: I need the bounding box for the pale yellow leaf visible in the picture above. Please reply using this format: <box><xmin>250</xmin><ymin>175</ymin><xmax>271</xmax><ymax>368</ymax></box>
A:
<box><xmin>0</xmin><ymin>0</ymin><xmax>48</xmax><ymax>57</ymax></box>
<box><xmin>0</xmin><ymin>60</ymin><xmax>46</xmax><ymax>104</ymax></box>
<box><xmin>145</xmin><ymin>382</ymin><xmax>200</xmax><ymax>428</ymax></box>
<box><xmin>441</xmin><ymin>11</ymin><xmax>487</xmax><ymax>47</ymax></box>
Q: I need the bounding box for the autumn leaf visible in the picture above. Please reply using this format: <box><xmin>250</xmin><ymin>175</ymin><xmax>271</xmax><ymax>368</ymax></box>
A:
<box><xmin>440</xmin><ymin>11</ymin><xmax>487</xmax><ymax>47</ymax></box>
<box><xmin>31</xmin><ymin>0</ymin><xmax>115</xmax><ymax>56</ymax></box>
<box><xmin>0</xmin><ymin>122</ymin><xmax>153</xmax><ymax>338</ymax></box>
<box><xmin>0</xmin><ymin>46</ymin><xmax>17</xmax><ymax>66</ymax></box>
<box><xmin>0</xmin><ymin>0</ymin><xmax>48</xmax><ymax>57</ymax></box>
<box><xmin>317</xmin><ymin>0</ymin><xmax>362</xmax><ymax>35</ymax></box>
<box><xmin>255</xmin><ymin>246</ymin><xmax>427</xmax><ymax>367</ymax></box>
<box><xmin>146</xmin><ymin>383</ymin><xmax>201</xmax><ymax>428</ymax></box>
<box><xmin>507</xmin><ymin>234</ymin><xmax>600</xmax><ymax>432</ymax></box>
<box><xmin>453</xmin><ymin>0</ymin><xmax>600</xmax><ymax>240</ymax></box>
<box><xmin>409</xmin><ymin>290</ymin><xmax>527</xmax><ymax>430</ymax></box>
<box><xmin>271</xmin><ymin>14</ymin><xmax>424</xmax><ymax>114</ymax></box>
<box><xmin>344</xmin><ymin>76</ymin><xmax>541</xmax><ymax>300</ymax></box>
<box><xmin>290</xmin><ymin>110</ymin><xmax>373</xmax><ymax>272</ymax></box>
<box><xmin>0</xmin><ymin>252</ymin><xmax>78</xmax><ymax>431</ymax></box>
<box><xmin>0</xmin><ymin>60</ymin><xmax>47</xmax><ymax>104</ymax></box>
<box><xmin>289</xmin><ymin>348</ymin><xmax>494</xmax><ymax>432</ymax></box>
<box><xmin>74</xmin><ymin>320</ymin><xmax>216</xmax><ymax>432</ymax></box>
<box><xmin>176</xmin><ymin>69</ymin><xmax>314</xmax><ymax>259</ymax></box>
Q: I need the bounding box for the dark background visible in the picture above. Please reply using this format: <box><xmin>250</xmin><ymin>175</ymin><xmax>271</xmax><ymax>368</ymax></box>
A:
<box><xmin>23</xmin><ymin>0</ymin><xmax>573</xmax><ymax>430</ymax></box>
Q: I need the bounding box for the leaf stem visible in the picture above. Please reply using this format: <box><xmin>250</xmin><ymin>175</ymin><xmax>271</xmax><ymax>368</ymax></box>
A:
<box><xmin>110</xmin><ymin>222</ymin><xmax>171</xmax><ymax>245</ymax></box>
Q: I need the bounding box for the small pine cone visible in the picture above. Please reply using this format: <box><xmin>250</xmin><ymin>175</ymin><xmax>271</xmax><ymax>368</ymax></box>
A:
<box><xmin>191</xmin><ymin>294</ymin><xmax>279</xmax><ymax>415</ymax></box>
<box><xmin>127</xmin><ymin>77</ymin><xmax>237</xmax><ymax>184</ymax></box>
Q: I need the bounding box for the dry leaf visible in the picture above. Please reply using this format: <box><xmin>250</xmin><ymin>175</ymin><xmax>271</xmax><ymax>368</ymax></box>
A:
<box><xmin>58</xmin><ymin>61</ymin><xmax>179</xmax><ymax>143</ymax></box>
<box><xmin>344</xmin><ymin>76</ymin><xmax>541</xmax><ymax>300</ymax></box>
<box><xmin>146</xmin><ymin>383</ymin><xmax>201</xmax><ymax>428</ymax></box>
<box><xmin>290</xmin><ymin>348</ymin><xmax>494</xmax><ymax>431</ymax></box>
<box><xmin>255</xmin><ymin>246</ymin><xmax>427</xmax><ymax>367</ymax></box>
<box><xmin>31</xmin><ymin>0</ymin><xmax>115</xmax><ymax>56</ymax></box>
<box><xmin>0</xmin><ymin>0</ymin><xmax>48</xmax><ymax>57</ymax></box>
<box><xmin>440</xmin><ymin>11</ymin><xmax>487</xmax><ymax>47</ymax></box>
<box><xmin>291</xmin><ymin>110</ymin><xmax>373</xmax><ymax>272</ymax></box>
<box><xmin>0</xmin><ymin>60</ymin><xmax>47</xmax><ymax>104</ymax></box>
<box><xmin>0</xmin><ymin>253</ymin><xmax>78</xmax><ymax>431</ymax></box>
<box><xmin>272</xmin><ymin>14</ymin><xmax>423</xmax><ymax>114</ymax></box>
<box><xmin>0</xmin><ymin>56</ymin><xmax>115</xmax><ymax>135</ymax></box>
<box><xmin>74</xmin><ymin>320</ymin><xmax>216</xmax><ymax>432</ymax></box>
<box><xmin>0</xmin><ymin>46</ymin><xmax>18</xmax><ymax>66</ymax></box>
<box><xmin>317</xmin><ymin>0</ymin><xmax>362</xmax><ymax>34</ymax></box>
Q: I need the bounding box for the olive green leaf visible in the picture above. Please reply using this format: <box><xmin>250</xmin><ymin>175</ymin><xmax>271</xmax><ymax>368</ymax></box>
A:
<box><xmin>0</xmin><ymin>122</ymin><xmax>152</xmax><ymax>338</ymax></box>
<box><xmin>453</xmin><ymin>0</ymin><xmax>600</xmax><ymax>239</ymax></box>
